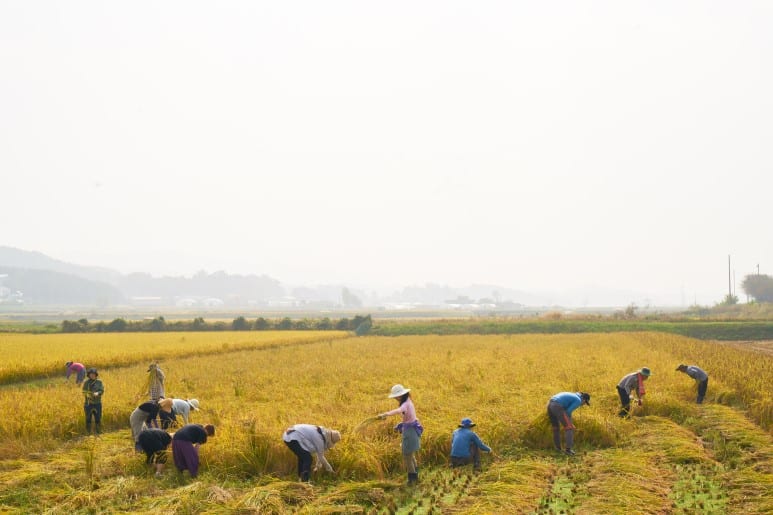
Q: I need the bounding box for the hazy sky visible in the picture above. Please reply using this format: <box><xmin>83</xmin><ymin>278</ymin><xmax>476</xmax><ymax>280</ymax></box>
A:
<box><xmin>2</xmin><ymin>2</ymin><xmax>771</xmax><ymax>305</ymax></box>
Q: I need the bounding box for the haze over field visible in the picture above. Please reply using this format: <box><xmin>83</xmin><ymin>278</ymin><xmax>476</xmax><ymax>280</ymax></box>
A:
<box><xmin>2</xmin><ymin>2</ymin><xmax>771</xmax><ymax>306</ymax></box>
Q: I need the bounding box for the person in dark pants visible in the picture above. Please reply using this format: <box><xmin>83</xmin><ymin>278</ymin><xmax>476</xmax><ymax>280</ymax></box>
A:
<box><xmin>65</xmin><ymin>361</ymin><xmax>86</xmax><ymax>385</ymax></box>
<box><xmin>617</xmin><ymin>367</ymin><xmax>650</xmax><ymax>417</ymax></box>
<box><xmin>138</xmin><ymin>428</ymin><xmax>172</xmax><ymax>477</ymax></box>
<box><xmin>158</xmin><ymin>397</ymin><xmax>177</xmax><ymax>430</ymax></box>
<box><xmin>130</xmin><ymin>400</ymin><xmax>160</xmax><ymax>451</ymax></box>
<box><xmin>282</xmin><ymin>424</ymin><xmax>341</xmax><ymax>482</ymax></box>
<box><xmin>676</xmin><ymin>364</ymin><xmax>709</xmax><ymax>404</ymax></box>
<box><xmin>450</xmin><ymin>418</ymin><xmax>491</xmax><ymax>471</ymax></box>
<box><xmin>547</xmin><ymin>392</ymin><xmax>591</xmax><ymax>455</ymax></box>
<box><xmin>172</xmin><ymin>423</ymin><xmax>215</xmax><ymax>478</ymax></box>
<box><xmin>82</xmin><ymin>368</ymin><xmax>104</xmax><ymax>434</ymax></box>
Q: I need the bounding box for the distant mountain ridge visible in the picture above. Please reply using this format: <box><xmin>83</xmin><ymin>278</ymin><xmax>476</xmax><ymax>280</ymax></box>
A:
<box><xmin>0</xmin><ymin>246</ymin><xmax>667</xmax><ymax>308</ymax></box>
<box><xmin>0</xmin><ymin>265</ymin><xmax>125</xmax><ymax>306</ymax></box>
<box><xmin>0</xmin><ymin>246</ymin><xmax>285</xmax><ymax>307</ymax></box>
<box><xmin>0</xmin><ymin>246</ymin><xmax>122</xmax><ymax>286</ymax></box>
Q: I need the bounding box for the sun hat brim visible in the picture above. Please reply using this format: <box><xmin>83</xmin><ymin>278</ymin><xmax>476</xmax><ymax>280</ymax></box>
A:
<box><xmin>388</xmin><ymin>387</ymin><xmax>411</xmax><ymax>398</ymax></box>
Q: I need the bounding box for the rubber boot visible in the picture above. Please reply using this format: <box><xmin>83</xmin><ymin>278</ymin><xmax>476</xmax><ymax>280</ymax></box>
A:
<box><xmin>95</xmin><ymin>423</ymin><xmax>101</xmax><ymax>435</ymax></box>
<box><xmin>407</xmin><ymin>472</ymin><xmax>418</xmax><ymax>485</ymax></box>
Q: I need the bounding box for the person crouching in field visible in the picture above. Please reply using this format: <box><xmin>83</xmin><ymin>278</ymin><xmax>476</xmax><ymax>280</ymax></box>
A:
<box><xmin>172</xmin><ymin>423</ymin><xmax>215</xmax><ymax>478</ymax></box>
<box><xmin>379</xmin><ymin>384</ymin><xmax>423</xmax><ymax>485</ymax></box>
<box><xmin>65</xmin><ymin>361</ymin><xmax>86</xmax><ymax>385</ymax></box>
<box><xmin>676</xmin><ymin>364</ymin><xmax>709</xmax><ymax>404</ymax></box>
<box><xmin>130</xmin><ymin>400</ymin><xmax>160</xmax><ymax>451</ymax></box>
<box><xmin>547</xmin><ymin>392</ymin><xmax>591</xmax><ymax>456</ymax></box>
<box><xmin>138</xmin><ymin>428</ymin><xmax>172</xmax><ymax>477</ymax></box>
<box><xmin>82</xmin><ymin>368</ymin><xmax>104</xmax><ymax>434</ymax></box>
<box><xmin>617</xmin><ymin>367</ymin><xmax>650</xmax><ymax>417</ymax></box>
<box><xmin>282</xmin><ymin>424</ymin><xmax>341</xmax><ymax>482</ymax></box>
<box><xmin>450</xmin><ymin>418</ymin><xmax>491</xmax><ymax>472</ymax></box>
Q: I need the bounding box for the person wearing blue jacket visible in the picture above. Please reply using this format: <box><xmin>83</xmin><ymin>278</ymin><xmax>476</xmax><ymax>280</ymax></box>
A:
<box><xmin>450</xmin><ymin>418</ymin><xmax>492</xmax><ymax>472</ymax></box>
<box><xmin>547</xmin><ymin>391</ymin><xmax>591</xmax><ymax>456</ymax></box>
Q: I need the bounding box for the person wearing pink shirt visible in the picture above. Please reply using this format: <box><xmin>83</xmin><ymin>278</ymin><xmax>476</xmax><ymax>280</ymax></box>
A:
<box><xmin>65</xmin><ymin>361</ymin><xmax>86</xmax><ymax>385</ymax></box>
<box><xmin>378</xmin><ymin>384</ymin><xmax>423</xmax><ymax>485</ymax></box>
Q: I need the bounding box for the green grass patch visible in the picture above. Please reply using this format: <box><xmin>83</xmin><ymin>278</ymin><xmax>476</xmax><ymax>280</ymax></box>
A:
<box><xmin>371</xmin><ymin>319</ymin><xmax>773</xmax><ymax>340</ymax></box>
<box><xmin>670</xmin><ymin>463</ymin><xmax>727</xmax><ymax>513</ymax></box>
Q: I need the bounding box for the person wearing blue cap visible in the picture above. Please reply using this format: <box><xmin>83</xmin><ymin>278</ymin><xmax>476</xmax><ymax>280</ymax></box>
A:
<box><xmin>547</xmin><ymin>392</ymin><xmax>591</xmax><ymax>456</ymax></box>
<box><xmin>617</xmin><ymin>367</ymin><xmax>651</xmax><ymax>417</ymax></box>
<box><xmin>450</xmin><ymin>418</ymin><xmax>492</xmax><ymax>472</ymax></box>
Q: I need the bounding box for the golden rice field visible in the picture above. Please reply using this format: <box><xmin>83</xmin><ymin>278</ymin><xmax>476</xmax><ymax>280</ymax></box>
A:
<box><xmin>1</xmin><ymin>331</ymin><xmax>772</xmax><ymax>514</ymax></box>
<box><xmin>0</xmin><ymin>330</ymin><xmax>349</xmax><ymax>384</ymax></box>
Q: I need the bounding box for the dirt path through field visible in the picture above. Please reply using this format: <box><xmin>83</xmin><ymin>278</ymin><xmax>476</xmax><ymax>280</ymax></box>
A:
<box><xmin>711</xmin><ymin>339</ymin><xmax>773</xmax><ymax>356</ymax></box>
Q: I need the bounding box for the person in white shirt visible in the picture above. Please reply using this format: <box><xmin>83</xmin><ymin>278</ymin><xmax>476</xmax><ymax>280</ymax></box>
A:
<box><xmin>282</xmin><ymin>424</ymin><xmax>341</xmax><ymax>482</ymax></box>
<box><xmin>172</xmin><ymin>398</ymin><xmax>200</xmax><ymax>424</ymax></box>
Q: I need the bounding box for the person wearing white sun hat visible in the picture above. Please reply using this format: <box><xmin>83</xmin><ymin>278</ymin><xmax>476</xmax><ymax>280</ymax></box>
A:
<box><xmin>378</xmin><ymin>384</ymin><xmax>423</xmax><ymax>485</ymax></box>
<box><xmin>172</xmin><ymin>398</ymin><xmax>200</xmax><ymax>425</ymax></box>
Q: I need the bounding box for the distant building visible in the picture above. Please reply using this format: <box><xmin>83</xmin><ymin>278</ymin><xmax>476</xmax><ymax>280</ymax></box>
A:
<box><xmin>267</xmin><ymin>296</ymin><xmax>301</xmax><ymax>308</ymax></box>
<box><xmin>129</xmin><ymin>296</ymin><xmax>165</xmax><ymax>307</ymax></box>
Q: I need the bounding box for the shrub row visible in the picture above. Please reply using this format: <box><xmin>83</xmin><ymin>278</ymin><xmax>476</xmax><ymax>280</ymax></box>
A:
<box><xmin>61</xmin><ymin>314</ymin><xmax>373</xmax><ymax>334</ymax></box>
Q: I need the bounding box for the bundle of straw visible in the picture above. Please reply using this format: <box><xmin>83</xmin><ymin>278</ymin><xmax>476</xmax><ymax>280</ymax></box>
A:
<box><xmin>352</xmin><ymin>416</ymin><xmax>382</xmax><ymax>434</ymax></box>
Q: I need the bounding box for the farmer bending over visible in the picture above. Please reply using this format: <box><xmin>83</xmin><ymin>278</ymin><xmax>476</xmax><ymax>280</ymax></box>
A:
<box><xmin>676</xmin><ymin>364</ymin><xmax>709</xmax><ymax>404</ymax></box>
<box><xmin>172</xmin><ymin>398</ymin><xmax>200</xmax><ymax>425</ymax></box>
<box><xmin>130</xmin><ymin>400</ymin><xmax>160</xmax><ymax>451</ymax></box>
<box><xmin>282</xmin><ymin>424</ymin><xmax>341</xmax><ymax>482</ymax></box>
<box><xmin>547</xmin><ymin>392</ymin><xmax>590</xmax><ymax>455</ymax></box>
<box><xmin>172</xmin><ymin>423</ymin><xmax>215</xmax><ymax>478</ymax></box>
<box><xmin>138</xmin><ymin>428</ymin><xmax>172</xmax><ymax>477</ymax></box>
<box><xmin>617</xmin><ymin>367</ymin><xmax>650</xmax><ymax>417</ymax></box>
<box><xmin>65</xmin><ymin>361</ymin><xmax>86</xmax><ymax>385</ymax></box>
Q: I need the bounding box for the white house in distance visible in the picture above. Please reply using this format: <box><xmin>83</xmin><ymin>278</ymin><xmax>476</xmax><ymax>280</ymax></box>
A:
<box><xmin>0</xmin><ymin>274</ymin><xmax>24</xmax><ymax>304</ymax></box>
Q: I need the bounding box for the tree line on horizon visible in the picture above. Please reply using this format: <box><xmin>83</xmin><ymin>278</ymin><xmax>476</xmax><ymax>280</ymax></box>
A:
<box><xmin>60</xmin><ymin>314</ymin><xmax>373</xmax><ymax>335</ymax></box>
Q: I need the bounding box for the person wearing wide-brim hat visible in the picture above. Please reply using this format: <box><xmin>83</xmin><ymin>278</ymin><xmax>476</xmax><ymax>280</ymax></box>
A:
<box><xmin>676</xmin><ymin>364</ymin><xmax>709</xmax><ymax>404</ymax></box>
<box><xmin>282</xmin><ymin>424</ymin><xmax>342</xmax><ymax>482</ymax></box>
<box><xmin>450</xmin><ymin>418</ymin><xmax>492</xmax><ymax>471</ymax></box>
<box><xmin>82</xmin><ymin>368</ymin><xmax>104</xmax><ymax>434</ymax></box>
<box><xmin>546</xmin><ymin>392</ymin><xmax>590</xmax><ymax>456</ymax></box>
<box><xmin>172</xmin><ymin>398</ymin><xmax>200</xmax><ymax>425</ymax></box>
<box><xmin>617</xmin><ymin>367</ymin><xmax>651</xmax><ymax>417</ymax></box>
<box><xmin>378</xmin><ymin>384</ymin><xmax>423</xmax><ymax>485</ymax></box>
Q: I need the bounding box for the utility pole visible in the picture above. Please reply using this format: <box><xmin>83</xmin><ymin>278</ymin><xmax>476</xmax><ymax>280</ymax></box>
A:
<box><xmin>758</xmin><ymin>263</ymin><xmax>761</xmax><ymax>275</ymax></box>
